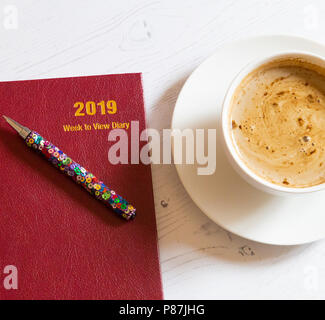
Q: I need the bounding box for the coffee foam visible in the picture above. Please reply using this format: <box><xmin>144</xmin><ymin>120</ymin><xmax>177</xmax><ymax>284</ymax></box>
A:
<box><xmin>230</xmin><ymin>58</ymin><xmax>325</xmax><ymax>188</ymax></box>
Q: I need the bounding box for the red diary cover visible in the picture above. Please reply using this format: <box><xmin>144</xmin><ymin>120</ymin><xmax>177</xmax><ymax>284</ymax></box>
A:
<box><xmin>0</xmin><ymin>73</ymin><xmax>163</xmax><ymax>300</ymax></box>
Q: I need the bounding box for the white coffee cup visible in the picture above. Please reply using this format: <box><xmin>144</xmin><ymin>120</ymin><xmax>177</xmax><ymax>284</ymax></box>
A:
<box><xmin>221</xmin><ymin>51</ymin><xmax>325</xmax><ymax>196</ymax></box>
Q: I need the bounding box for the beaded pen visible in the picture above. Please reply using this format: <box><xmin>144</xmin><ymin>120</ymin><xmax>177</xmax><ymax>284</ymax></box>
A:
<box><xmin>3</xmin><ymin>116</ymin><xmax>136</xmax><ymax>221</ymax></box>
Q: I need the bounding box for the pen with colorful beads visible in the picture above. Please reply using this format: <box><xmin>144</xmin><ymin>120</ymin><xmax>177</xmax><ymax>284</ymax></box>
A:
<box><xmin>3</xmin><ymin>115</ymin><xmax>136</xmax><ymax>221</ymax></box>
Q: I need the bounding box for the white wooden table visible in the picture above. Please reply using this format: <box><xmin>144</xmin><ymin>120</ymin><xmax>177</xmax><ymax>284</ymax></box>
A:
<box><xmin>2</xmin><ymin>0</ymin><xmax>325</xmax><ymax>299</ymax></box>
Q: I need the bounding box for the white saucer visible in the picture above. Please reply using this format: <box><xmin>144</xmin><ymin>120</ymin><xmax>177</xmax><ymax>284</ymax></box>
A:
<box><xmin>172</xmin><ymin>35</ymin><xmax>325</xmax><ymax>245</ymax></box>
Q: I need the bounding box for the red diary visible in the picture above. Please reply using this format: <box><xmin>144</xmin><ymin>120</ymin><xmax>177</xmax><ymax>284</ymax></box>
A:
<box><xmin>0</xmin><ymin>73</ymin><xmax>163</xmax><ymax>300</ymax></box>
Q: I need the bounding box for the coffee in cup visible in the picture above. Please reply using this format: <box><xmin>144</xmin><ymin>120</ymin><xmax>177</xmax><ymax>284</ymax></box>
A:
<box><xmin>229</xmin><ymin>57</ymin><xmax>325</xmax><ymax>188</ymax></box>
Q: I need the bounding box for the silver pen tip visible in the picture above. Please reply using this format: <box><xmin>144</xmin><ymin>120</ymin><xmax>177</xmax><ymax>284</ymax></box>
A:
<box><xmin>3</xmin><ymin>115</ymin><xmax>31</xmax><ymax>139</ymax></box>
